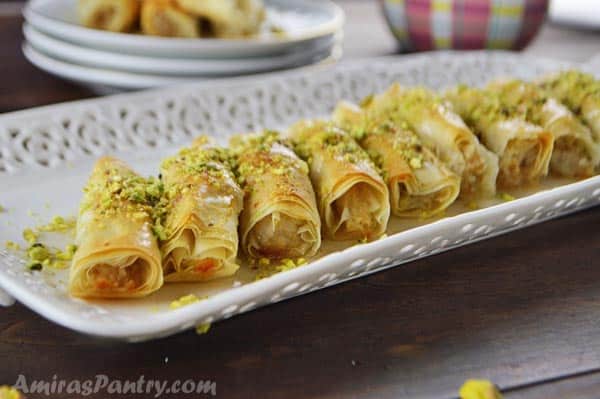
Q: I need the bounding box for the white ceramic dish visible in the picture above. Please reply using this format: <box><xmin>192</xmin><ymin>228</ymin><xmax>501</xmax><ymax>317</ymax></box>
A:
<box><xmin>1</xmin><ymin>52</ymin><xmax>599</xmax><ymax>341</ymax></box>
<box><xmin>24</xmin><ymin>23</ymin><xmax>339</xmax><ymax>76</ymax></box>
<box><xmin>550</xmin><ymin>0</ymin><xmax>600</xmax><ymax>29</ymax></box>
<box><xmin>22</xmin><ymin>43</ymin><xmax>339</xmax><ymax>91</ymax></box>
<box><xmin>23</xmin><ymin>44</ymin><xmax>199</xmax><ymax>89</ymax></box>
<box><xmin>23</xmin><ymin>0</ymin><xmax>345</xmax><ymax>59</ymax></box>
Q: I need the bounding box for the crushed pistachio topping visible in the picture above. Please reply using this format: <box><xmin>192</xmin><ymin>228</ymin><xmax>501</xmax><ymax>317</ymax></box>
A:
<box><xmin>27</xmin><ymin>244</ymin><xmax>51</xmax><ymax>263</ymax></box>
<box><xmin>459</xmin><ymin>379</ymin><xmax>503</xmax><ymax>399</ymax></box>
<box><xmin>467</xmin><ymin>201</ymin><xmax>480</xmax><ymax>210</ymax></box>
<box><xmin>22</xmin><ymin>228</ymin><xmax>38</xmax><ymax>244</ymax></box>
<box><xmin>4</xmin><ymin>241</ymin><xmax>20</xmax><ymax>251</ymax></box>
<box><xmin>447</xmin><ymin>85</ymin><xmax>518</xmax><ymax>130</ymax></box>
<box><xmin>258</xmin><ymin>257</ymin><xmax>271</xmax><ymax>266</ymax></box>
<box><xmin>371</xmin><ymin>119</ymin><xmax>425</xmax><ymax>173</ymax></box>
<box><xmin>254</xmin><ymin>257</ymin><xmax>308</xmax><ymax>280</ymax></box>
<box><xmin>499</xmin><ymin>192</ymin><xmax>515</xmax><ymax>202</ymax></box>
<box><xmin>81</xmin><ymin>166</ymin><xmax>162</xmax><ymax>225</ymax></box>
<box><xmin>231</xmin><ymin>130</ymin><xmax>308</xmax><ymax>192</ymax></box>
<box><xmin>7</xmin><ymin>216</ymin><xmax>78</xmax><ymax>271</ymax></box>
<box><xmin>195</xmin><ymin>322</ymin><xmax>211</xmax><ymax>335</ymax></box>
<box><xmin>169</xmin><ymin>293</ymin><xmax>206</xmax><ymax>310</ymax></box>
<box><xmin>156</xmin><ymin>144</ymin><xmax>239</xmax><ymax>239</ymax></box>
<box><xmin>376</xmin><ymin>86</ymin><xmax>443</xmax><ymax>114</ymax></box>
<box><xmin>484</xmin><ymin>80</ymin><xmax>552</xmax><ymax>126</ymax></box>
<box><xmin>338</xmin><ymin>91</ymin><xmax>431</xmax><ymax>173</ymax></box>
<box><xmin>162</xmin><ymin>145</ymin><xmax>233</xmax><ymax>177</ymax></box>
<box><xmin>293</xmin><ymin>121</ymin><xmax>375</xmax><ymax>170</ymax></box>
<box><xmin>360</xmin><ymin>94</ymin><xmax>374</xmax><ymax>108</ymax></box>
<box><xmin>36</xmin><ymin>216</ymin><xmax>76</xmax><ymax>233</ymax></box>
<box><xmin>540</xmin><ymin>70</ymin><xmax>600</xmax><ymax>115</ymax></box>
<box><xmin>24</xmin><ymin>242</ymin><xmax>76</xmax><ymax>271</ymax></box>
<box><xmin>56</xmin><ymin>244</ymin><xmax>78</xmax><ymax>260</ymax></box>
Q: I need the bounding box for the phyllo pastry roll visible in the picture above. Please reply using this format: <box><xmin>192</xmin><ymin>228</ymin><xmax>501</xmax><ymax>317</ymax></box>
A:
<box><xmin>70</xmin><ymin>157</ymin><xmax>163</xmax><ymax>299</ymax></box>
<box><xmin>78</xmin><ymin>0</ymin><xmax>140</xmax><ymax>32</ymax></box>
<box><xmin>446</xmin><ymin>85</ymin><xmax>554</xmax><ymax>188</ymax></box>
<box><xmin>230</xmin><ymin>131</ymin><xmax>321</xmax><ymax>259</ymax></box>
<box><xmin>289</xmin><ymin>121</ymin><xmax>390</xmax><ymax>241</ymax></box>
<box><xmin>141</xmin><ymin>0</ymin><xmax>200</xmax><ymax>38</ymax></box>
<box><xmin>363</xmin><ymin>84</ymin><xmax>499</xmax><ymax>198</ymax></box>
<box><xmin>158</xmin><ymin>139</ymin><xmax>243</xmax><ymax>282</ymax></box>
<box><xmin>175</xmin><ymin>0</ymin><xmax>265</xmax><ymax>38</ymax></box>
<box><xmin>332</xmin><ymin>101</ymin><xmax>460</xmax><ymax>218</ymax></box>
<box><xmin>487</xmin><ymin>79</ymin><xmax>600</xmax><ymax>177</ymax></box>
<box><xmin>539</xmin><ymin>70</ymin><xmax>600</xmax><ymax>143</ymax></box>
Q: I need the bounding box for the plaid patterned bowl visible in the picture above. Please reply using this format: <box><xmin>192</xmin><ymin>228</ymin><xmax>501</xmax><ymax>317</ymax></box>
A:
<box><xmin>382</xmin><ymin>0</ymin><xmax>548</xmax><ymax>51</ymax></box>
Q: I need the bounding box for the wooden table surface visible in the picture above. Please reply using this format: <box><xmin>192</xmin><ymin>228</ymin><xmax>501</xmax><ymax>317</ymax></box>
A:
<box><xmin>2</xmin><ymin>1</ymin><xmax>600</xmax><ymax>398</ymax></box>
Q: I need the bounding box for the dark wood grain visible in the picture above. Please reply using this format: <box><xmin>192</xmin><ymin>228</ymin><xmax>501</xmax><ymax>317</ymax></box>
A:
<box><xmin>506</xmin><ymin>370</ymin><xmax>600</xmax><ymax>399</ymax></box>
<box><xmin>1</xmin><ymin>208</ymin><xmax>599</xmax><ymax>398</ymax></box>
<box><xmin>0</xmin><ymin>16</ymin><xmax>95</xmax><ymax>113</ymax></box>
<box><xmin>3</xmin><ymin>1</ymin><xmax>600</xmax><ymax>397</ymax></box>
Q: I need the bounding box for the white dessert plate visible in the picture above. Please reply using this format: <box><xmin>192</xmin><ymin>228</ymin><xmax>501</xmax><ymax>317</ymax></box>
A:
<box><xmin>23</xmin><ymin>0</ymin><xmax>345</xmax><ymax>59</ymax></box>
<box><xmin>24</xmin><ymin>23</ymin><xmax>339</xmax><ymax>76</ymax></box>
<box><xmin>22</xmin><ymin>42</ymin><xmax>339</xmax><ymax>91</ymax></box>
<box><xmin>550</xmin><ymin>0</ymin><xmax>600</xmax><ymax>29</ymax></box>
<box><xmin>0</xmin><ymin>52</ymin><xmax>599</xmax><ymax>341</ymax></box>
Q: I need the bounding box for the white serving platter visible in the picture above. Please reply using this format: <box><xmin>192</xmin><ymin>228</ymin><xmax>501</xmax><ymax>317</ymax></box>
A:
<box><xmin>0</xmin><ymin>52</ymin><xmax>599</xmax><ymax>342</ymax></box>
<box><xmin>23</xmin><ymin>24</ymin><xmax>340</xmax><ymax>76</ymax></box>
<box><xmin>23</xmin><ymin>0</ymin><xmax>345</xmax><ymax>59</ymax></box>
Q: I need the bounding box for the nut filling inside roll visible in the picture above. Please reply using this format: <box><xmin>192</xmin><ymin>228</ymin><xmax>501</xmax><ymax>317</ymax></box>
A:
<box><xmin>290</xmin><ymin>120</ymin><xmax>390</xmax><ymax>241</ymax></box>
<box><xmin>231</xmin><ymin>131</ymin><xmax>322</xmax><ymax>260</ymax></box>
<box><xmin>85</xmin><ymin>257</ymin><xmax>151</xmax><ymax>293</ymax></box>
<box><xmin>552</xmin><ymin>136</ymin><xmax>594</xmax><ymax>177</ymax></box>
<box><xmin>247</xmin><ymin>211</ymin><xmax>318</xmax><ymax>258</ymax></box>
<box><xmin>498</xmin><ymin>138</ymin><xmax>546</xmax><ymax>186</ymax></box>
<box><xmin>329</xmin><ymin>182</ymin><xmax>386</xmax><ymax>239</ymax></box>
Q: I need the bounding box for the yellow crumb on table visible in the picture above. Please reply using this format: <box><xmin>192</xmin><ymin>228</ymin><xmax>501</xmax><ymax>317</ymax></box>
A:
<box><xmin>195</xmin><ymin>323</ymin><xmax>211</xmax><ymax>335</ymax></box>
<box><xmin>459</xmin><ymin>379</ymin><xmax>503</xmax><ymax>399</ymax></box>
<box><xmin>0</xmin><ymin>386</ymin><xmax>22</xmax><ymax>399</ymax></box>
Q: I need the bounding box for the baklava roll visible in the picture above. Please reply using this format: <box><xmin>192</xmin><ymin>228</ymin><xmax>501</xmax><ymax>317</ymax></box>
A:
<box><xmin>488</xmin><ymin>79</ymin><xmax>600</xmax><ymax>177</ymax></box>
<box><xmin>158</xmin><ymin>139</ymin><xmax>243</xmax><ymax>282</ymax></box>
<box><xmin>230</xmin><ymin>131</ymin><xmax>321</xmax><ymax>259</ymax></box>
<box><xmin>141</xmin><ymin>0</ymin><xmax>199</xmax><ymax>38</ymax></box>
<box><xmin>539</xmin><ymin>70</ymin><xmax>600</xmax><ymax>144</ymax></box>
<box><xmin>363</xmin><ymin>84</ymin><xmax>499</xmax><ymax>198</ymax></box>
<box><xmin>446</xmin><ymin>85</ymin><xmax>554</xmax><ymax>188</ymax></box>
<box><xmin>69</xmin><ymin>157</ymin><xmax>163</xmax><ymax>299</ymax></box>
<box><xmin>333</xmin><ymin>101</ymin><xmax>460</xmax><ymax>217</ymax></box>
<box><xmin>289</xmin><ymin>121</ymin><xmax>390</xmax><ymax>241</ymax></box>
<box><xmin>78</xmin><ymin>0</ymin><xmax>140</xmax><ymax>32</ymax></box>
<box><xmin>175</xmin><ymin>0</ymin><xmax>265</xmax><ymax>37</ymax></box>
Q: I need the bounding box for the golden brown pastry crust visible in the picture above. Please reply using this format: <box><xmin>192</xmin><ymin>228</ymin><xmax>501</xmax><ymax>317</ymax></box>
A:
<box><xmin>78</xmin><ymin>0</ymin><xmax>140</xmax><ymax>32</ymax></box>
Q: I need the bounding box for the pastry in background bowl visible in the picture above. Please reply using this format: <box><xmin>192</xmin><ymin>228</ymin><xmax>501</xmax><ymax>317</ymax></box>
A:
<box><xmin>140</xmin><ymin>0</ymin><xmax>200</xmax><ymax>38</ymax></box>
<box><xmin>176</xmin><ymin>0</ymin><xmax>265</xmax><ymax>38</ymax></box>
<box><xmin>78</xmin><ymin>0</ymin><xmax>140</xmax><ymax>32</ymax></box>
<box><xmin>79</xmin><ymin>0</ymin><xmax>266</xmax><ymax>38</ymax></box>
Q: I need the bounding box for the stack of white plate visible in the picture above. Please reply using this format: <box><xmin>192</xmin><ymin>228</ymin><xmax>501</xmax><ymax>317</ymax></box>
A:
<box><xmin>22</xmin><ymin>0</ymin><xmax>344</xmax><ymax>92</ymax></box>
